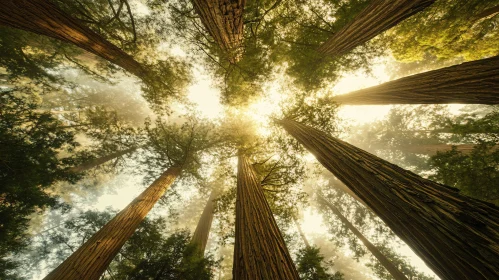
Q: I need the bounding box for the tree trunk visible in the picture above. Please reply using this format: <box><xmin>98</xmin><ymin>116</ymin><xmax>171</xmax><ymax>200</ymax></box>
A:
<box><xmin>233</xmin><ymin>154</ymin><xmax>300</xmax><ymax>280</ymax></box>
<box><xmin>190</xmin><ymin>190</ymin><xmax>217</xmax><ymax>256</ymax></box>
<box><xmin>191</xmin><ymin>0</ymin><xmax>246</xmax><ymax>62</ymax></box>
<box><xmin>278</xmin><ymin>118</ymin><xmax>499</xmax><ymax>280</ymax></box>
<box><xmin>43</xmin><ymin>167</ymin><xmax>181</xmax><ymax>280</ymax></box>
<box><xmin>317</xmin><ymin>0</ymin><xmax>435</xmax><ymax>56</ymax></box>
<box><xmin>0</xmin><ymin>0</ymin><xmax>146</xmax><ymax>78</ymax></box>
<box><xmin>475</xmin><ymin>5</ymin><xmax>499</xmax><ymax>21</ymax></box>
<box><xmin>293</xmin><ymin>217</ymin><xmax>310</xmax><ymax>248</ymax></box>
<box><xmin>317</xmin><ymin>194</ymin><xmax>408</xmax><ymax>280</ymax></box>
<box><xmin>68</xmin><ymin>146</ymin><xmax>138</xmax><ymax>173</ymax></box>
<box><xmin>332</xmin><ymin>55</ymin><xmax>499</xmax><ymax>105</ymax></box>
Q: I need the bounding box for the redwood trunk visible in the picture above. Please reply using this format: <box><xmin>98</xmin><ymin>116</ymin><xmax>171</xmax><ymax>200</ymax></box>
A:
<box><xmin>279</xmin><ymin>119</ymin><xmax>499</xmax><ymax>280</ymax></box>
<box><xmin>333</xmin><ymin>55</ymin><xmax>499</xmax><ymax>105</ymax></box>
<box><xmin>0</xmin><ymin>0</ymin><xmax>146</xmax><ymax>78</ymax></box>
<box><xmin>68</xmin><ymin>147</ymin><xmax>138</xmax><ymax>173</ymax></box>
<box><xmin>317</xmin><ymin>0</ymin><xmax>435</xmax><ymax>56</ymax></box>
<box><xmin>317</xmin><ymin>194</ymin><xmax>408</xmax><ymax>280</ymax></box>
<box><xmin>233</xmin><ymin>154</ymin><xmax>300</xmax><ymax>280</ymax></box>
<box><xmin>191</xmin><ymin>0</ymin><xmax>246</xmax><ymax>62</ymax></box>
<box><xmin>190</xmin><ymin>191</ymin><xmax>217</xmax><ymax>256</ymax></box>
<box><xmin>44</xmin><ymin>167</ymin><xmax>180</xmax><ymax>280</ymax></box>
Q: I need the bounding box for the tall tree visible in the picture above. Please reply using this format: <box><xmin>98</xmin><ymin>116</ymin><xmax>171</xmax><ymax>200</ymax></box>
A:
<box><xmin>190</xmin><ymin>0</ymin><xmax>246</xmax><ymax>62</ymax></box>
<box><xmin>278</xmin><ymin>118</ymin><xmax>499</xmax><ymax>280</ymax></box>
<box><xmin>316</xmin><ymin>194</ymin><xmax>408</xmax><ymax>280</ymax></box>
<box><xmin>332</xmin><ymin>55</ymin><xmax>499</xmax><ymax>105</ymax></box>
<box><xmin>233</xmin><ymin>153</ymin><xmax>300</xmax><ymax>279</ymax></box>
<box><xmin>43</xmin><ymin>166</ymin><xmax>181</xmax><ymax>280</ymax></box>
<box><xmin>317</xmin><ymin>0</ymin><xmax>435</xmax><ymax>56</ymax></box>
<box><xmin>0</xmin><ymin>0</ymin><xmax>146</xmax><ymax>78</ymax></box>
<box><xmin>190</xmin><ymin>190</ymin><xmax>217</xmax><ymax>256</ymax></box>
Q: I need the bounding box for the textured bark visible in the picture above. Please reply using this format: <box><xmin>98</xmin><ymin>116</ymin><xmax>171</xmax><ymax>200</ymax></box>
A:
<box><xmin>279</xmin><ymin>119</ymin><xmax>499</xmax><ymax>280</ymax></box>
<box><xmin>0</xmin><ymin>0</ymin><xmax>146</xmax><ymax>78</ymax></box>
<box><xmin>317</xmin><ymin>194</ymin><xmax>408</xmax><ymax>280</ymax></box>
<box><xmin>233</xmin><ymin>154</ymin><xmax>300</xmax><ymax>280</ymax></box>
<box><xmin>190</xmin><ymin>191</ymin><xmax>217</xmax><ymax>256</ymax></box>
<box><xmin>68</xmin><ymin>147</ymin><xmax>138</xmax><ymax>173</ymax></box>
<box><xmin>333</xmin><ymin>55</ymin><xmax>499</xmax><ymax>105</ymax></box>
<box><xmin>293</xmin><ymin>217</ymin><xmax>310</xmax><ymax>248</ymax></box>
<box><xmin>191</xmin><ymin>0</ymin><xmax>246</xmax><ymax>62</ymax></box>
<box><xmin>318</xmin><ymin>0</ymin><xmax>435</xmax><ymax>56</ymax></box>
<box><xmin>44</xmin><ymin>167</ymin><xmax>180</xmax><ymax>280</ymax></box>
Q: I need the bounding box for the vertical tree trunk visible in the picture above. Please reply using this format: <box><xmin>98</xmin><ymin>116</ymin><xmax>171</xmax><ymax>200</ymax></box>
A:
<box><xmin>191</xmin><ymin>0</ymin><xmax>246</xmax><ymax>62</ymax></box>
<box><xmin>233</xmin><ymin>154</ymin><xmax>300</xmax><ymax>280</ymax></box>
<box><xmin>317</xmin><ymin>0</ymin><xmax>435</xmax><ymax>56</ymax></box>
<box><xmin>317</xmin><ymin>194</ymin><xmax>408</xmax><ymax>280</ymax></box>
<box><xmin>278</xmin><ymin>119</ymin><xmax>499</xmax><ymax>280</ymax></box>
<box><xmin>0</xmin><ymin>0</ymin><xmax>146</xmax><ymax>78</ymax></box>
<box><xmin>43</xmin><ymin>167</ymin><xmax>181</xmax><ymax>280</ymax></box>
<box><xmin>293</xmin><ymin>217</ymin><xmax>310</xmax><ymax>248</ymax></box>
<box><xmin>332</xmin><ymin>55</ymin><xmax>499</xmax><ymax>105</ymax></box>
<box><xmin>68</xmin><ymin>146</ymin><xmax>138</xmax><ymax>173</ymax></box>
<box><xmin>190</xmin><ymin>190</ymin><xmax>217</xmax><ymax>256</ymax></box>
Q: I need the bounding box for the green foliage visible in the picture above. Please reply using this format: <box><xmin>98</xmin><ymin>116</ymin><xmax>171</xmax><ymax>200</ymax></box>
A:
<box><xmin>430</xmin><ymin>143</ymin><xmax>499</xmax><ymax>204</ymax></box>
<box><xmin>142</xmin><ymin>115</ymin><xmax>223</xmax><ymax>182</ymax></box>
<box><xmin>0</xmin><ymin>91</ymin><xmax>78</xmax><ymax>278</ymax></box>
<box><xmin>296</xmin><ymin>245</ymin><xmax>344</xmax><ymax>280</ymax></box>
<box><xmin>389</xmin><ymin>0</ymin><xmax>499</xmax><ymax>62</ymax></box>
<box><xmin>281</xmin><ymin>0</ymin><xmax>383</xmax><ymax>90</ymax></box>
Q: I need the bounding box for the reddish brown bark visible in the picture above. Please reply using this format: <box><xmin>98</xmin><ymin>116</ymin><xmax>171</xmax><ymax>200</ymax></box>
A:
<box><xmin>191</xmin><ymin>0</ymin><xmax>246</xmax><ymax>62</ymax></box>
<box><xmin>233</xmin><ymin>154</ymin><xmax>300</xmax><ymax>280</ymax></box>
<box><xmin>317</xmin><ymin>194</ymin><xmax>408</xmax><ymax>280</ymax></box>
<box><xmin>279</xmin><ymin>119</ymin><xmax>499</xmax><ymax>280</ymax></box>
<box><xmin>0</xmin><ymin>0</ymin><xmax>146</xmax><ymax>78</ymax></box>
<box><xmin>43</xmin><ymin>167</ymin><xmax>180</xmax><ymax>280</ymax></box>
<box><xmin>68</xmin><ymin>147</ymin><xmax>138</xmax><ymax>173</ymax></box>
<box><xmin>190</xmin><ymin>191</ymin><xmax>217</xmax><ymax>256</ymax></box>
<box><xmin>318</xmin><ymin>0</ymin><xmax>435</xmax><ymax>56</ymax></box>
<box><xmin>333</xmin><ymin>55</ymin><xmax>499</xmax><ymax>105</ymax></box>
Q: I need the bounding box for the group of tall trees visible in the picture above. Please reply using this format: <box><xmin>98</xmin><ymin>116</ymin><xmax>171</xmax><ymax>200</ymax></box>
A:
<box><xmin>1</xmin><ymin>0</ymin><xmax>498</xmax><ymax>279</ymax></box>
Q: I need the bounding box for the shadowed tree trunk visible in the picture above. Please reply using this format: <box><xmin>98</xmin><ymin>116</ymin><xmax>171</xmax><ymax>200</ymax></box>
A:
<box><xmin>43</xmin><ymin>167</ymin><xmax>181</xmax><ymax>280</ymax></box>
<box><xmin>190</xmin><ymin>190</ymin><xmax>217</xmax><ymax>256</ymax></box>
<box><xmin>475</xmin><ymin>5</ymin><xmax>499</xmax><ymax>21</ymax></box>
<box><xmin>0</xmin><ymin>0</ymin><xmax>146</xmax><ymax>78</ymax></box>
<box><xmin>278</xmin><ymin>119</ymin><xmax>499</xmax><ymax>280</ymax></box>
<box><xmin>68</xmin><ymin>146</ymin><xmax>138</xmax><ymax>173</ymax></box>
<box><xmin>293</xmin><ymin>216</ymin><xmax>310</xmax><ymax>248</ymax></box>
<box><xmin>233</xmin><ymin>154</ymin><xmax>300</xmax><ymax>280</ymax></box>
<box><xmin>317</xmin><ymin>194</ymin><xmax>408</xmax><ymax>280</ymax></box>
<box><xmin>191</xmin><ymin>0</ymin><xmax>246</xmax><ymax>62</ymax></box>
<box><xmin>332</xmin><ymin>55</ymin><xmax>499</xmax><ymax>105</ymax></box>
<box><xmin>317</xmin><ymin>0</ymin><xmax>435</xmax><ymax>56</ymax></box>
